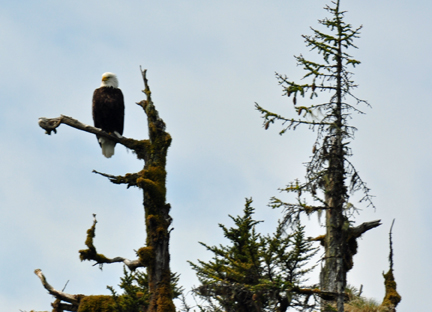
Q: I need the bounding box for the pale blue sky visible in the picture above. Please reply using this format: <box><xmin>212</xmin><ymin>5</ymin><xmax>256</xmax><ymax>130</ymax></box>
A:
<box><xmin>1</xmin><ymin>1</ymin><xmax>430</xmax><ymax>311</ymax></box>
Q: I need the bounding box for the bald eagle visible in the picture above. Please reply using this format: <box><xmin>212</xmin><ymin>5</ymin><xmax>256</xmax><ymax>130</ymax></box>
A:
<box><xmin>92</xmin><ymin>72</ymin><xmax>125</xmax><ymax>158</ymax></box>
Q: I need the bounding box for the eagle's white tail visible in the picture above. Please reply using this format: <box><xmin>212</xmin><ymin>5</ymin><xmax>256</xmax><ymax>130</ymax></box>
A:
<box><xmin>99</xmin><ymin>137</ymin><xmax>115</xmax><ymax>158</ymax></box>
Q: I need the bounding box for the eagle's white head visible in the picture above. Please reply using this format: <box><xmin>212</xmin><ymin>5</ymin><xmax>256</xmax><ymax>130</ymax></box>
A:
<box><xmin>100</xmin><ymin>72</ymin><xmax>119</xmax><ymax>88</ymax></box>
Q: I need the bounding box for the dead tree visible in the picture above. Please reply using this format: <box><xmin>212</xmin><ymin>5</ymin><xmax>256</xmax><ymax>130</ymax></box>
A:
<box><xmin>37</xmin><ymin>68</ymin><xmax>175</xmax><ymax>312</ymax></box>
<box><xmin>256</xmin><ymin>1</ymin><xmax>382</xmax><ymax>311</ymax></box>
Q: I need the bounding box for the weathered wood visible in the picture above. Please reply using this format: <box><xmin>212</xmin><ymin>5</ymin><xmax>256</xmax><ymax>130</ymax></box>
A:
<box><xmin>349</xmin><ymin>220</ymin><xmax>382</xmax><ymax>238</ymax></box>
<box><xmin>34</xmin><ymin>269</ymin><xmax>82</xmax><ymax>311</ymax></box>
<box><xmin>38</xmin><ymin>115</ymin><xmax>148</xmax><ymax>155</ymax></box>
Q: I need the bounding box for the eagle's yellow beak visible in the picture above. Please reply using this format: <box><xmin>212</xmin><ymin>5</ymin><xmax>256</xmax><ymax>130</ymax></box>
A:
<box><xmin>102</xmin><ymin>76</ymin><xmax>108</xmax><ymax>81</ymax></box>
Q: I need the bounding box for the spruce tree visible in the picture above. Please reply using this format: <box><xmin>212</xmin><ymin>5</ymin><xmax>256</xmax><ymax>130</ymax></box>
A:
<box><xmin>256</xmin><ymin>1</ymin><xmax>380</xmax><ymax>311</ymax></box>
<box><xmin>189</xmin><ymin>199</ymin><xmax>318</xmax><ymax>312</ymax></box>
<box><xmin>189</xmin><ymin>199</ymin><xmax>265</xmax><ymax>312</ymax></box>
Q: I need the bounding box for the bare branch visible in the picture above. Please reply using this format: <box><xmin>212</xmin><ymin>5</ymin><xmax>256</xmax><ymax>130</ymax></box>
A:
<box><xmin>38</xmin><ymin>116</ymin><xmax>62</xmax><ymax>135</ymax></box>
<box><xmin>38</xmin><ymin>115</ymin><xmax>111</xmax><ymax>138</ymax></box>
<box><xmin>38</xmin><ymin>115</ymin><xmax>150</xmax><ymax>158</ymax></box>
<box><xmin>34</xmin><ymin>269</ymin><xmax>82</xmax><ymax>308</ymax></box>
<box><xmin>62</xmin><ymin>280</ymin><xmax>70</xmax><ymax>292</ymax></box>
<box><xmin>348</xmin><ymin>219</ymin><xmax>381</xmax><ymax>238</ymax></box>
<box><xmin>388</xmin><ymin>219</ymin><xmax>395</xmax><ymax>271</ymax></box>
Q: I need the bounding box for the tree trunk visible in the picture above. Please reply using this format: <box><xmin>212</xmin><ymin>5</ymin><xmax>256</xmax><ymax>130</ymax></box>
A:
<box><xmin>320</xmin><ymin>28</ymin><xmax>347</xmax><ymax>311</ymax></box>
<box><xmin>137</xmin><ymin>69</ymin><xmax>175</xmax><ymax>312</ymax></box>
<box><xmin>320</xmin><ymin>153</ymin><xmax>346</xmax><ymax>312</ymax></box>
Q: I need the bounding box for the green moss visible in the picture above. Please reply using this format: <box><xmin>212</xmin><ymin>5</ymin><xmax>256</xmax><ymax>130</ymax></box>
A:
<box><xmin>145</xmin><ymin>166</ymin><xmax>166</xmax><ymax>183</ymax></box>
<box><xmin>147</xmin><ymin>214</ymin><xmax>159</xmax><ymax>228</ymax></box>
<box><xmin>79</xmin><ymin>248</ymin><xmax>109</xmax><ymax>263</ymax></box>
<box><xmin>137</xmin><ymin>177</ymin><xmax>165</xmax><ymax>202</ymax></box>
<box><xmin>122</xmin><ymin>138</ymin><xmax>151</xmax><ymax>160</ymax></box>
<box><xmin>156</xmin><ymin>282</ymin><xmax>176</xmax><ymax>312</ymax></box>
<box><xmin>85</xmin><ymin>222</ymin><xmax>97</xmax><ymax>251</ymax></box>
<box><xmin>77</xmin><ymin>295</ymin><xmax>116</xmax><ymax>312</ymax></box>
<box><xmin>78</xmin><ymin>218</ymin><xmax>110</xmax><ymax>263</ymax></box>
<box><xmin>137</xmin><ymin>246</ymin><xmax>154</xmax><ymax>266</ymax></box>
<box><xmin>382</xmin><ymin>269</ymin><xmax>401</xmax><ymax>308</ymax></box>
<box><xmin>156</xmin><ymin>226</ymin><xmax>166</xmax><ymax>238</ymax></box>
<box><xmin>147</xmin><ymin>272</ymin><xmax>175</xmax><ymax>312</ymax></box>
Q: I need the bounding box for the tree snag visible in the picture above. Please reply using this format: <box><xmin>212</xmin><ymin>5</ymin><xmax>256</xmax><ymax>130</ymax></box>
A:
<box><xmin>256</xmin><ymin>1</ymin><xmax>381</xmax><ymax>311</ymax></box>
<box><xmin>37</xmin><ymin>68</ymin><xmax>175</xmax><ymax>312</ymax></box>
<box><xmin>381</xmin><ymin>219</ymin><xmax>401</xmax><ymax>312</ymax></box>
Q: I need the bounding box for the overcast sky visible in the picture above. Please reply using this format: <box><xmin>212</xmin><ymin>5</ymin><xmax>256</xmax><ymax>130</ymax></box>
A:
<box><xmin>1</xmin><ymin>1</ymin><xmax>430</xmax><ymax>311</ymax></box>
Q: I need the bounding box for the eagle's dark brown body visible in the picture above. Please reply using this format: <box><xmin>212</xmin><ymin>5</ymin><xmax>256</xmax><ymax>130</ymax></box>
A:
<box><xmin>92</xmin><ymin>86</ymin><xmax>124</xmax><ymax>157</ymax></box>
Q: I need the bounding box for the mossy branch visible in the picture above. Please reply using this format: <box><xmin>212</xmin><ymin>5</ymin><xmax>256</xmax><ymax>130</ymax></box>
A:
<box><xmin>34</xmin><ymin>269</ymin><xmax>135</xmax><ymax>312</ymax></box>
<box><xmin>78</xmin><ymin>214</ymin><xmax>144</xmax><ymax>271</ymax></box>
<box><xmin>92</xmin><ymin>170</ymin><xmax>140</xmax><ymax>188</ymax></box>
